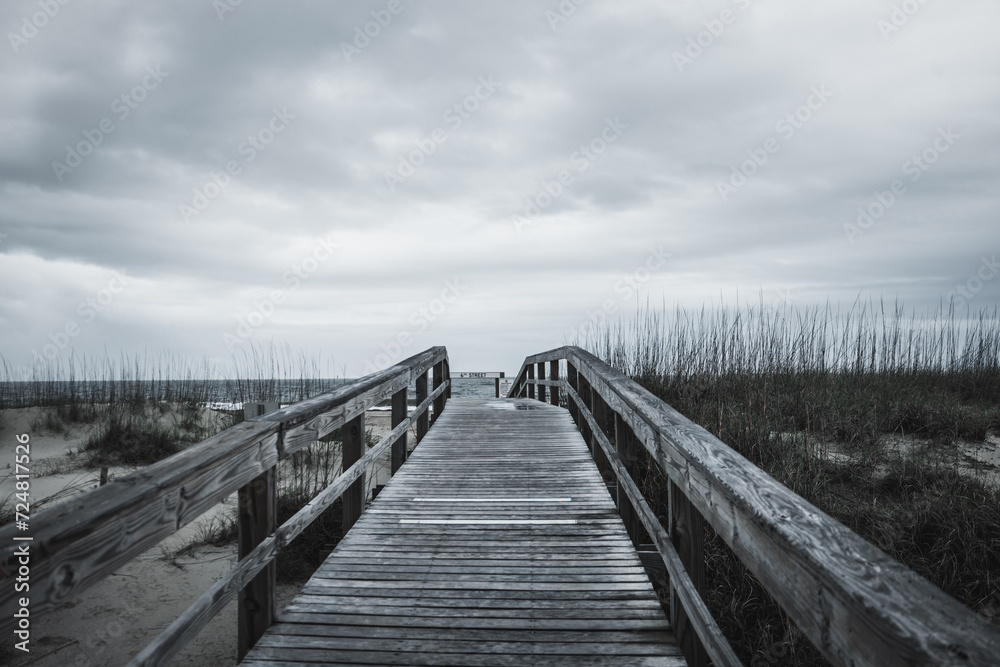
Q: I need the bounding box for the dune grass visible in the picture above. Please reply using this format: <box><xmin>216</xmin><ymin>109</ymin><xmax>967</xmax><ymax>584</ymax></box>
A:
<box><xmin>0</xmin><ymin>342</ymin><xmax>375</xmax><ymax>586</ymax></box>
<box><xmin>578</xmin><ymin>298</ymin><xmax>1000</xmax><ymax>666</ymax></box>
<box><xmin>0</xmin><ymin>343</ymin><xmax>356</xmax><ymax>581</ymax></box>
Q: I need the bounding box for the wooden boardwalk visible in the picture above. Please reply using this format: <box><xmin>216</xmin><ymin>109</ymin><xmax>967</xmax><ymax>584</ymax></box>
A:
<box><xmin>241</xmin><ymin>398</ymin><xmax>684</xmax><ymax>666</ymax></box>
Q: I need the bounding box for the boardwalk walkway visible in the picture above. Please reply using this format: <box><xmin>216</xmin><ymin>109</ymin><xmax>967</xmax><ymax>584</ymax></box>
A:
<box><xmin>241</xmin><ymin>398</ymin><xmax>684</xmax><ymax>666</ymax></box>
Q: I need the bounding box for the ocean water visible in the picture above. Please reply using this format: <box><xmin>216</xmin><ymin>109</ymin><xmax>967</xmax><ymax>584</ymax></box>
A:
<box><xmin>0</xmin><ymin>377</ymin><xmax>512</xmax><ymax>411</ymax></box>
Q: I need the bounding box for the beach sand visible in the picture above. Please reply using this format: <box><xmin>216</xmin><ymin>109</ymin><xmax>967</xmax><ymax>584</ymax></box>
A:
<box><xmin>0</xmin><ymin>405</ymin><xmax>418</xmax><ymax>666</ymax></box>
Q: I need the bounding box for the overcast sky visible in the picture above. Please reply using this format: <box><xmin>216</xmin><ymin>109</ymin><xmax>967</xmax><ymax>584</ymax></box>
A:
<box><xmin>1</xmin><ymin>0</ymin><xmax>998</xmax><ymax>378</ymax></box>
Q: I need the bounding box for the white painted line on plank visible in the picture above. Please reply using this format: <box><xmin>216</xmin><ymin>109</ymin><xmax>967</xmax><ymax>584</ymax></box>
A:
<box><xmin>400</xmin><ymin>519</ymin><xmax>578</xmax><ymax>524</ymax></box>
<box><xmin>412</xmin><ymin>498</ymin><xmax>572</xmax><ymax>502</ymax></box>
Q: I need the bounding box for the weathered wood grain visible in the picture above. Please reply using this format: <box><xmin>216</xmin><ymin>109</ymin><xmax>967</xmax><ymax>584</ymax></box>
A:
<box><xmin>342</xmin><ymin>413</ymin><xmax>366</xmax><ymax>534</ymax></box>
<box><xmin>0</xmin><ymin>347</ymin><xmax>448</xmax><ymax>651</ymax></box>
<box><xmin>241</xmin><ymin>398</ymin><xmax>681</xmax><ymax>665</ymax></box>
<box><xmin>568</xmin><ymin>383</ymin><xmax>741</xmax><ymax>667</ymax></box>
<box><xmin>129</xmin><ymin>417</ymin><xmax>411</xmax><ymax>666</ymax></box>
<box><xmin>0</xmin><ymin>420</ymin><xmax>278</xmax><ymax>624</ymax></box>
<box><xmin>237</xmin><ymin>466</ymin><xmax>277</xmax><ymax>661</ymax></box>
<box><xmin>524</xmin><ymin>345</ymin><xmax>1000</xmax><ymax>667</ymax></box>
<box><xmin>549</xmin><ymin>359</ymin><xmax>560</xmax><ymax>406</ymax></box>
<box><xmin>391</xmin><ymin>387</ymin><xmax>407</xmax><ymax>474</ymax></box>
<box><xmin>416</xmin><ymin>371</ymin><xmax>428</xmax><ymax>442</ymax></box>
<box><xmin>537</xmin><ymin>361</ymin><xmax>548</xmax><ymax>403</ymax></box>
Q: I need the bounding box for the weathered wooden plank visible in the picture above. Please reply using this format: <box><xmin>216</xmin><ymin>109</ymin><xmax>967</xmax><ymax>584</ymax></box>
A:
<box><xmin>286</xmin><ymin>595</ymin><xmax>665</xmax><ymax>611</ymax></box>
<box><xmin>241</xmin><ymin>398</ymin><xmax>679</xmax><ymax>665</ymax></box>
<box><xmin>282</xmin><ymin>604</ymin><xmax>670</xmax><ymax>622</ymax></box>
<box><xmin>254</xmin><ymin>634</ymin><xmax>678</xmax><ymax>656</ymax></box>
<box><xmin>242</xmin><ymin>650</ymin><xmax>684</xmax><ymax>667</ymax></box>
<box><xmin>251</xmin><ymin>611</ymin><xmax>670</xmax><ymax>631</ymax></box>
<box><xmin>269</xmin><ymin>623</ymin><xmax>672</xmax><ymax>642</ymax></box>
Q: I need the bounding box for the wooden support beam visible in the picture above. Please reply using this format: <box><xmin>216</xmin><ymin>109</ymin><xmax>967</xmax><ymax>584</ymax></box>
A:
<box><xmin>415</xmin><ymin>371</ymin><xmax>428</xmax><ymax>442</ymax></box>
<box><xmin>237</xmin><ymin>467</ymin><xmax>275</xmax><ymax>661</ymax></box>
<box><xmin>578</xmin><ymin>375</ymin><xmax>594</xmax><ymax>454</ymax></box>
<box><xmin>390</xmin><ymin>387</ymin><xmax>407</xmax><ymax>474</ymax></box>
<box><xmin>526</xmin><ymin>364</ymin><xmax>535</xmax><ymax>399</ymax></box>
<box><xmin>592</xmin><ymin>393</ymin><xmax>612</xmax><ymax>485</ymax></box>
<box><xmin>432</xmin><ymin>360</ymin><xmax>445</xmax><ymax>425</ymax></box>
<box><xmin>342</xmin><ymin>413</ymin><xmax>366</xmax><ymax>535</ymax></box>
<box><xmin>549</xmin><ymin>360</ymin><xmax>559</xmax><ymax>406</ymax></box>
<box><xmin>536</xmin><ymin>362</ymin><xmax>547</xmax><ymax>403</ymax></box>
<box><xmin>567</xmin><ymin>362</ymin><xmax>579</xmax><ymax>426</ymax></box>
<box><xmin>237</xmin><ymin>403</ymin><xmax>279</xmax><ymax>661</ymax></box>
<box><xmin>444</xmin><ymin>359</ymin><xmax>451</xmax><ymax>399</ymax></box>
<box><xmin>670</xmin><ymin>479</ymin><xmax>709</xmax><ymax>667</ymax></box>
<box><xmin>615</xmin><ymin>413</ymin><xmax>642</xmax><ymax>548</ymax></box>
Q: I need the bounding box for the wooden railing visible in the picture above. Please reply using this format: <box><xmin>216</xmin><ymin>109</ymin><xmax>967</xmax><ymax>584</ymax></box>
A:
<box><xmin>0</xmin><ymin>347</ymin><xmax>450</xmax><ymax>666</ymax></box>
<box><xmin>508</xmin><ymin>345</ymin><xmax>1000</xmax><ymax>667</ymax></box>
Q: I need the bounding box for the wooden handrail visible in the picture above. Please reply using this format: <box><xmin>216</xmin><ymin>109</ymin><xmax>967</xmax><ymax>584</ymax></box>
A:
<box><xmin>508</xmin><ymin>345</ymin><xmax>1000</xmax><ymax>667</ymax></box>
<box><xmin>0</xmin><ymin>346</ymin><xmax>450</xmax><ymax>665</ymax></box>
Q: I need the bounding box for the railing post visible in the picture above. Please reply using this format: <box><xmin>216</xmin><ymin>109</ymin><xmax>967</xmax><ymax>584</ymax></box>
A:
<box><xmin>416</xmin><ymin>370</ymin><xmax>428</xmax><ymax>442</ymax></box>
<box><xmin>342</xmin><ymin>412</ymin><xmax>366</xmax><ymax>535</ymax></box>
<box><xmin>445</xmin><ymin>358</ymin><xmax>451</xmax><ymax>399</ymax></box>
<box><xmin>432</xmin><ymin>360</ymin><xmax>445</xmax><ymax>424</ymax></box>
<box><xmin>548</xmin><ymin>360</ymin><xmax>559</xmax><ymax>406</ymax></box>
<box><xmin>614</xmin><ymin>413</ymin><xmax>642</xmax><ymax>548</ymax></box>
<box><xmin>536</xmin><ymin>362</ymin><xmax>547</xmax><ymax>403</ymax></box>
<box><xmin>578</xmin><ymin>375</ymin><xmax>594</xmax><ymax>454</ymax></box>
<box><xmin>237</xmin><ymin>469</ymin><xmax>275</xmax><ymax>660</ymax></box>
<box><xmin>391</xmin><ymin>387</ymin><xmax>407</xmax><ymax>474</ymax></box>
<box><xmin>670</xmin><ymin>481</ymin><xmax>709</xmax><ymax>667</ymax></box>
<box><xmin>567</xmin><ymin>362</ymin><xmax>579</xmax><ymax>426</ymax></box>
<box><xmin>526</xmin><ymin>364</ymin><xmax>535</xmax><ymax>400</ymax></box>
<box><xmin>237</xmin><ymin>403</ymin><xmax>278</xmax><ymax>661</ymax></box>
<box><xmin>591</xmin><ymin>392</ymin><xmax>612</xmax><ymax>486</ymax></box>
